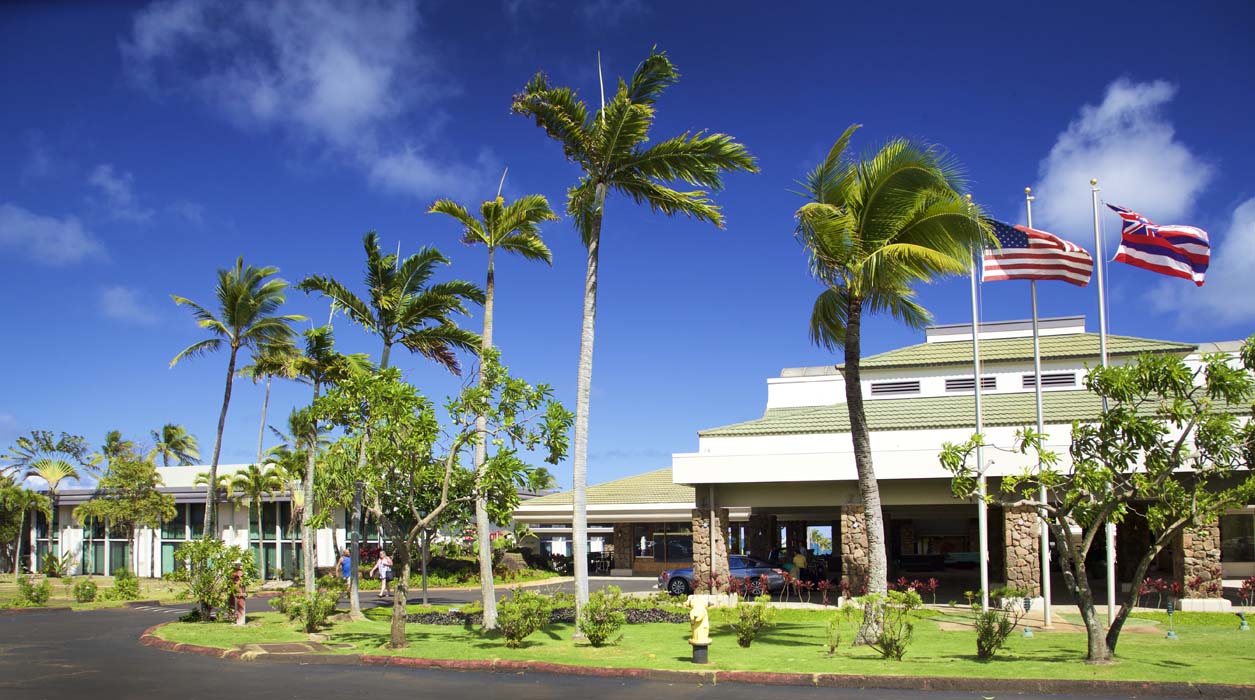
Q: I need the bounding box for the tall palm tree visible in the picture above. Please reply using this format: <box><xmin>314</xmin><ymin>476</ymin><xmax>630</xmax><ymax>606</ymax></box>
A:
<box><xmin>299</xmin><ymin>233</ymin><xmax>484</xmax><ymax>373</ymax></box>
<box><xmin>91</xmin><ymin>431</ymin><xmax>135</xmax><ymax>468</ymax></box>
<box><xmin>231</xmin><ymin>463</ymin><xmax>285</xmax><ymax>579</ymax></box>
<box><xmin>794</xmin><ymin>124</ymin><xmax>988</xmax><ymax>641</ymax></box>
<box><xmin>512</xmin><ymin>48</ymin><xmax>758</xmax><ymax>611</ymax></box>
<box><xmin>239</xmin><ymin>340</ymin><xmax>301</xmax><ymax>465</ymax></box>
<box><xmin>300</xmin><ymin>234</ymin><xmax>482</xmax><ymax>616</ymax></box>
<box><xmin>148</xmin><ymin>423</ymin><xmax>201</xmax><ymax>467</ymax></box>
<box><xmin>428</xmin><ymin>190</ymin><xmax>557</xmax><ymax>629</ymax></box>
<box><xmin>193</xmin><ymin>471</ymin><xmax>236</xmax><ymax>503</ymax></box>
<box><xmin>287</xmin><ymin>326</ymin><xmax>371</xmax><ymax>593</ymax></box>
<box><xmin>24</xmin><ymin>457</ymin><xmax>79</xmax><ymax>565</ymax></box>
<box><xmin>7</xmin><ymin>487</ymin><xmax>50</xmax><ymax>580</ymax></box>
<box><xmin>171</xmin><ymin>257</ymin><xmax>305</xmax><ymax>538</ymax></box>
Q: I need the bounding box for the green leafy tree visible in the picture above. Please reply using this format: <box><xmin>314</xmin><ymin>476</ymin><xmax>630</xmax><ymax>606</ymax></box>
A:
<box><xmin>512</xmin><ymin>47</ymin><xmax>757</xmax><ymax>613</ymax></box>
<box><xmin>74</xmin><ymin>450</ymin><xmax>176</xmax><ymax>577</ymax></box>
<box><xmin>170</xmin><ymin>257</ymin><xmax>305</xmax><ymax>537</ymax></box>
<box><xmin>941</xmin><ymin>342</ymin><xmax>1255</xmax><ymax>663</ymax></box>
<box><xmin>239</xmin><ymin>339</ymin><xmax>301</xmax><ymax>464</ymax></box>
<box><xmin>230</xmin><ymin>464</ymin><xmax>284</xmax><ymax>579</ymax></box>
<box><xmin>429</xmin><ymin>189</ymin><xmax>558</xmax><ymax>629</ymax></box>
<box><xmin>795</xmin><ymin>124</ymin><xmax>987</xmax><ymax>642</ymax></box>
<box><xmin>148</xmin><ymin>423</ymin><xmax>200</xmax><ymax>466</ymax></box>
<box><xmin>313</xmin><ymin>352</ymin><xmax>572</xmax><ymax>648</ymax></box>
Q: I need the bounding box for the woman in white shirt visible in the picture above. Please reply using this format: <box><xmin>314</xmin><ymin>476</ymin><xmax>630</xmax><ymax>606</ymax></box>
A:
<box><xmin>370</xmin><ymin>551</ymin><xmax>394</xmax><ymax>597</ymax></box>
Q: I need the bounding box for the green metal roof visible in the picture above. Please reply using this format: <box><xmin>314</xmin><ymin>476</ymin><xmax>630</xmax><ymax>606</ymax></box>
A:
<box><xmin>520</xmin><ymin>468</ymin><xmax>693</xmax><ymax>507</ymax></box>
<box><xmin>844</xmin><ymin>333</ymin><xmax>1195</xmax><ymax>371</ymax></box>
<box><xmin>700</xmin><ymin>390</ymin><xmax>1113</xmax><ymax>437</ymax></box>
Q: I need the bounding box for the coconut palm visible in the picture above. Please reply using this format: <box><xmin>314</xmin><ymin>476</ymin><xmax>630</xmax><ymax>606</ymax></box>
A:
<box><xmin>428</xmin><ymin>189</ymin><xmax>557</xmax><ymax>629</ymax></box>
<box><xmin>299</xmin><ymin>233</ymin><xmax>484</xmax><ymax>373</ymax></box>
<box><xmin>512</xmin><ymin>47</ymin><xmax>758</xmax><ymax>611</ymax></box>
<box><xmin>794</xmin><ymin>124</ymin><xmax>988</xmax><ymax>641</ymax></box>
<box><xmin>239</xmin><ymin>340</ymin><xmax>301</xmax><ymax>464</ymax></box>
<box><xmin>193</xmin><ymin>471</ymin><xmax>236</xmax><ymax>503</ymax></box>
<box><xmin>91</xmin><ymin>431</ymin><xmax>135</xmax><ymax>469</ymax></box>
<box><xmin>171</xmin><ymin>257</ymin><xmax>304</xmax><ymax>537</ymax></box>
<box><xmin>231</xmin><ymin>463</ymin><xmax>285</xmax><ymax>579</ymax></box>
<box><xmin>148</xmin><ymin>423</ymin><xmax>201</xmax><ymax>467</ymax></box>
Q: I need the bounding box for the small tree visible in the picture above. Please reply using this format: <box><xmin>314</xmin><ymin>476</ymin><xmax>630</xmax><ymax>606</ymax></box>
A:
<box><xmin>312</xmin><ymin>351</ymin><xmax>572</xmax><ymax>648</ymax></box>
<box><xmin>941</xmin><ymin>341</ymin><xmax>1255</xmax><ymax>664</ymax></box>
<box><xmin>74</xmin><ymin>449</ymin><xmax>176</xmax><ymax>577</ymax></box>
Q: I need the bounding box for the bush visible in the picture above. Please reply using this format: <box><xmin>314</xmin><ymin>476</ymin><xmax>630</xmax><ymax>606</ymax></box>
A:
<box><xmin>285</xmin><ymin>591</ymin><xmax>339</xmax><ymax>633</ymax></box>
<box><xmin>863</xmin><ymin>589</ymin><xmax>922</xmax><ymax>660</ymax></box>
<box><xmin>16</xmin><ymin>575</ymin><xmax>52</xmax><ymax>606</ymax></box>
<box><xmin>578</xmin><ymin>588</ymin><xmax>627</xmax><ymax>647</ymax></box>
<box><xmin>167</xmin><ymin>539</ymin><xmax>258</xmax><ymax>621</ymax></box>
<box><xmin>40</xmin><ymin>551</ymin><xmax>73</xmax><ymax>578</ymax></box>
<box><xmin>316</xmin><ymin>574</ymin><xmax>346</xmax><ymax>594</ymax></box>
<box><xmin>824</xmin><ymin>600</ymin><xmax>861</xmax><ymax>655</ymax></box>
<box><xmin>73</xmin><ymin>579</ymin><xmax>98</xmax><ymax>603</ymax></box>
<box><xmin>973</xmin><ymin>595</ymin><xmax>1027</xmax><ymax>660</ymax></box>
<box><xmin>109</xmin><ymin>568</ymin><xmax>140</xmax><ymax>601</ymax></box>
<box><xmin>497</xmin><ymin>589</ymin><xmax>551</xmax><ymax>648</ymax></box>
<box><xmin>722</xmin><ymin>595</ymin><xmax>774</xmax><ymax>648</ymax></box>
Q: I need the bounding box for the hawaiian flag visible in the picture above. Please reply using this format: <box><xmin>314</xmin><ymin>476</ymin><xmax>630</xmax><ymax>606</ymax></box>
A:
<box><xmin>982</xmin><ymin>220</ymin><xmax>1093</xmax><ymax>287</ymax></box>
<box><xmin>1108</xmin><ymin>204</ymin><xmax>1209</xmax><ymax>286</ymax></box>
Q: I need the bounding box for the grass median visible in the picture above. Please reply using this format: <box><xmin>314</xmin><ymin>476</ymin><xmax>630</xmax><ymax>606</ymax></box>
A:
<box><xmin>152</xmin><ymin>605</ymin><xmax>1255</xmax><ymax>686</ymax></box>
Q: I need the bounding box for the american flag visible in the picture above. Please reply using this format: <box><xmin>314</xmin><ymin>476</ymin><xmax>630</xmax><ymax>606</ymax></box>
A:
<box><xmin>982</xmin><ymin>220</ymin><xmax>1093</xmax><ymax>287</ymax></box>
<box><xmin>1108</xmin><ymin>204</ymin><xmax>1209</xmax><ymax>287</ymax></box>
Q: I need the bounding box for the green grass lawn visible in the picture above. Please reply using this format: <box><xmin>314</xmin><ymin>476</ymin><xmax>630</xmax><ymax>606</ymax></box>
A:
<box><xmin>155</xmin><ymin>607</ymin><xmax>1255</xmax><ymax>686</ymax></box>
<box><xmin>0</xmin><ymin>576</ymin><xmax>187</xmax><ymax>610</ymax></box>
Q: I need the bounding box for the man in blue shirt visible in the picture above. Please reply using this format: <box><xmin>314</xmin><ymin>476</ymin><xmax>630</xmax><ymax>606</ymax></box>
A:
<box><xmin>339</xmin><ymin>548</ymin><xmax>352</xmax><ymax>581</ymax></box>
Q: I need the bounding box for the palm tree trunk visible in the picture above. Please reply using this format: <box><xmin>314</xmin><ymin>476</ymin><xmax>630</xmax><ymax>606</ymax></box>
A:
<box><xmin>205</xmin><ymin>347</ymin><xmax>239</xmax><ymax>538</ymax></box>
<box><xmin>303</xmin><ymin>381</ymin><xmax>321</xmax><ymax>595</ymax></box>
<box><xmin>842</xmin><ymin>297</ymin><xmax>888</xmax><ymax>645</ymax></box>
<box><xmin>14</xmin><ymin>508</ymin><xmax>24</xmax><ymax>581</ymax></box>
<box><xmin>571</xmin><ymin>183</ymin><xmax>606</xmax><ymax>622</ymax></box>
<box><xmin>475</xmin><ymin>248</ymin><xmax>498</xmax><ymax>629</ymax></box>
<box><xmin>256</xmin><ymin>377</ymin><xmax>272</xmax><ymax>465</ymax></box>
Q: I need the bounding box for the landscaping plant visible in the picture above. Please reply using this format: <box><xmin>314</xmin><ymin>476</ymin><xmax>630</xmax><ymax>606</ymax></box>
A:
<box><xmin>824</xmin><ymin>600</ymin><xmax>860</xmax><ymax>654</ymax></box>
<box><xmin>723</xmin><ymin>595</ymin><xmax>775</xmax><ymax>648</ymax></box>
<box><xmin>973</xmin><ymin>596</ymin><xmax>1027</xmax><ymax>660</ymax></box>
<box><xmin>109</xmin><ymin>567</ymin><xmax>141</xmax><ymax>600</ymax></box>
<box><xmin>285</xmin><ymin>590</ymin><xmax>339</xmax><ymax>633</ymax></box>
<box><xmin>16</xmin><ymin>575</ymin><xmax>51</xmax><ymax>606</ymax></box>
<box><xmin>863</xmin><ymin>589</ymin><xmax>922</xmax><ymax>660</ymax></box>
<box><xmin>169</xmin><ymin>538</ymin><xmax>258</xmax><ymax>620</ymax></box>
<box><xmin>73</xmin><ymin>578</ymin><xmax>97</xmax><ymax>603</ymax></box>
<box><xmin>497</xmin><ymin>589</ymin><xmax>551</xmax><ymax>648</ymax></box>
<box><xmin>577</xmin><ymin>587</ymin><xmax>626</xmax><ymax>647</ymax></box>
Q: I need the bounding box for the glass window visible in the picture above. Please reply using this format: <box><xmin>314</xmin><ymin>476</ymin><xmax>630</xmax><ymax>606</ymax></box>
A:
<box><xmin>108</xmin><ymin>541</ymin><xmax>131</xmax><ymax>576</ymax></box>
<box><xmin>1221</xmin><ymin>514</ymin><xmax>1254</xmax><ymax>563</ymax></box>
<box><xmin>665</xmin><ymin>523</ymin><xmax>693</xmax><ymax>563</ymax></box>
<box><xmin>261</xmin><ymin>502</ymin><xmax>278</xmax><ymax>541</ymax></box>
<box><xmin>188</xmin><ymin>503</ymin><xmax>205</xmax><ymax>539</ymax></box>
<box><xmin>162</xmin><ymin>504</ymin><xmax>187</xmax><ymax>540</ymax></box>
<box><xmin>633</xmin><ymin>524</ymin><xmax>655</xmax><ymax>558</ymax></box>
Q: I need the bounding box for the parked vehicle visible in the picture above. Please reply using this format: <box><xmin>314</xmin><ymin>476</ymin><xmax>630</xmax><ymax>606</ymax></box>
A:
<box><xmin>658</xmin><ymin>555</ymin><xmax>786</xmax><ymax>595</ymax></box>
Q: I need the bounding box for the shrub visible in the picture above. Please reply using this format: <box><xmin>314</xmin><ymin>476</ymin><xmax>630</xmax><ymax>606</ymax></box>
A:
<box><xmin>167</xmin><ymin>539</ymin><xmax>258</xmax><ymax>621</ymax></box>
<box><xmin>497</xmin><ymin>589</ymin><xmax>551</xmax><ymax>648</ymax></box>
<box><xmin>16</xmin><ymin>575</ymin><xmax>52</xmax><ymax>606</ymax></box>
<box><xmin>110</xmin><ymin>568</ymin><xmax>140</xmax><ymax>601</ymax></box>
<box><xmin>316</xmin><ymin>574</ymin><xmax>346</xmax><ymax>595</ymax></box>
<box><xmin>722</xmin><ymin>595</ymin><xmax>774</xmax><ymax>648</ymax></box>
<box><xmin>824</xmin><ymin>600</ymin><xmax>861</xmax><ymax>655</ymax></box>
<box><xmin>285</xmin><ymin>591</ymin><xmax>339</xmax><ymax>633</ymax></box>
<box><xmin>578</xmin><ymin>588</ymin><xmax>627</xmax><ymax>647</ymax></box>
<box><xmin>863</xmin><ymin>590</ymin><xmax>922</xmax><ymax>660</ymax></box>
<box><xmin>40</xmin><ymin>551</ymin><xmax>73</xmax><ymax>578</ymax></box>
<box><xmin>73</xmin><ymin>579</ymin><xmax>98</xmax><ymax>603</ymax></box>
<box><xmin>973</xmin><ymin>599</ymin><xmax>1026</xmax><ymax>660</ymax></box>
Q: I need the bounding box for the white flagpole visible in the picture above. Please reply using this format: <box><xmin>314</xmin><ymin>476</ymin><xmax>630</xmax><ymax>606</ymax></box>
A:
<box><xmin>1091</xmin><ymin>178</ymin><xmax>1117</xmax><ymax>626</ymax></box>
<box><xmin>968</xmin><ymin>194</ymin><xmax>989</xmax><ymax>613</ymax></box>
<box><xmin>1026</xmin><ymin>187</ymin><xmax>1052</xmax><ymax>627</ymax></box>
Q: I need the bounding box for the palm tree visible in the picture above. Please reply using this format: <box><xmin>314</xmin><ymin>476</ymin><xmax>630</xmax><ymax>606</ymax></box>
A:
<box><xmin>148</xmin><ymin>423</ymin><xmax>201</xmax><ymax>466</ymax></box>
<box><xmin>24</xmin><ymin>457</ymin><xmax>79</xmax><ymax>566</ymax></box>
<box><xmin>428</xmin><ymin>189</ymin><xmax>558</xmax><ymax>629</ymax></box>
<box><xmin>512</xmin><ymin>48</ymin><xmax>758</xmax><ymax>611</ymax></box>
<box><xmin>794</xmin><ymin>124</ymin><xmax>988</xmax><ymax>641</ymax></box>
<box><xmin>91</xmin><ymin>431</ymin><xmax>135</xmax><ymax>468</ymax></box>
<box><xmin>193</xmin><ymin>471</ymin><xmax>236</xmax><ymax>503</ymax></box>
<box><xmin>6</xmin><ymin>487</ymin><xmax>50</xmax><ymax>580</ymax></box>
<box><xmin>171</xmin><ymin>257</ymin><xmax>305</xmax><ymax>538</ymax></box>
<box><xmin>239</xmin><ymin>340</ymin><xmax>301</xmax><ymax>465</ymax></box>
<box><xmin>299</xmin><ymin>234</ymin><xmax>482</xmax><ymax>616</ymax></box>
<box><xmin>231</xmin><ymin>464</ymin><xmax>284</xmax><ymax>579</ymax></box>
<box><xmin>299</xmin><ymin>233</ymin><xmax>484</xmax><ymax>373</ymax></box>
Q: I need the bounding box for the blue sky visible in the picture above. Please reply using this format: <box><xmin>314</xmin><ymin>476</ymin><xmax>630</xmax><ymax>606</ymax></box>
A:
<box><xmin>2</xmin><ymin>1</ymin><xmax>1253</xmax><ymax>487</ymax></box>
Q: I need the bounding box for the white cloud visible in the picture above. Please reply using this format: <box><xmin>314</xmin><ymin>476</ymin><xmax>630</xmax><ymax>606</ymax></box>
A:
<box><xmin>1151</xmin><ymin>197</ymin><xmax>1255</xmax><ymax>326</ymax></box>
<box><xmin>88</xmin><ymin>164</ymin><xmax>155</xmax><ymax>223</ymax></box>
<box><xmin>1033</xmin><ymin>79</ymin><xmax>1213</xmax><ymax>245</ymax></box>
<box><xmin>169</xmin><ymin>200</ymin><xmax>205</xmax><ymax>226</ymax></box>
<box><xmin>122</xmin><ymin>0</ymin><xmax>491</xmax><ymax>198</ymax></box>
<box><xmin>100</xmin><ymin>285</ymin><xmax>159</xmax><ymax>325</ymax></box>
<box><xmin>0</xmin><ymin>203</ymin><xmax>106</xmax><ymax>265</ymax></box>
<box><xmin>369</xmin><ymin>146</ymin><xmax>500</xmax><ymax>200</ymax></box>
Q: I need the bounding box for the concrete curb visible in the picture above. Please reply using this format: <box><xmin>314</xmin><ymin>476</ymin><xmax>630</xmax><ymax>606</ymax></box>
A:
<box><xmin>139</xmin><ymin>621</ymin><xmax>1255</xmax><ymax>698</ymax></box>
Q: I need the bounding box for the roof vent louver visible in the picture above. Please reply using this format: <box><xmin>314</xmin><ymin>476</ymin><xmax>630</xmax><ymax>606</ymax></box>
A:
<box><xmin>870</xmin><ymin>380</ymin><xmax>921</xmax><ymax>396</ymax></box>
<box><xmin>1023</xmin><ymin>372</ymin><xmax>1077</xmax><ymax>389</ymax></box>
<box><xmin>945</xmin><ymin>376</ymin><xmax>997</xmax><ymax>392</ymax></box>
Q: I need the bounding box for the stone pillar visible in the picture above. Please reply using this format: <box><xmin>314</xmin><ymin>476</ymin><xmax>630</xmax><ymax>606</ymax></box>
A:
<box><xmin>746</xmin><ymin>513</ymin><xmax>772</xmax><ymax>560</ymax></box>
<box><xmin>1002</xmin><ymin>505</ymin><xmax>1041</xmax><ymax>596</ymax></box>
<box><xmin>840</xmin><ymin>505</ymin><xmax>869</xmax><ymax>595</ymax></box>
<box><xmin>691</xmin><ymin>507</ymin><xmax>731</xmax><ymax>593</ymax></box>
<box><xmin>611</xmin><ymin>523</ymin><xmax>634</xmax><ymax>570</ymax></box>
<box><xmin>1174</xmin><ymin>522</ymin><xmax>1222</xmax><ymax>599</ymax></box>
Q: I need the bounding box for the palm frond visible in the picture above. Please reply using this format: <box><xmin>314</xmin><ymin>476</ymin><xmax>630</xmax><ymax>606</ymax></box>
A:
<box><xmin>169</xmin><ymin>338</ymin><xmax>222</xmax><ymax>368</ymax></box>
<box><xmin>400</xmin><ymin>324</ymin><xmax>483</xmax><ymax>376</ymax></box>
<box><xmin>511</xmin><ymin>72</ymin><xmax>595</xmax><ymax>164</ymax></box>
<box><xmin>615</xmin><ymin>130</ymin><xmax>758</xmax><ymax>189</ymax></box>
<box><xmin>613</xmin><ymin>177</ymin><xmax>724</xmax><ymax>227</ymax></box>
<box><xmin>808</xmin><ymin>287</ymin><xmax>850</xmax><ymax>352</ymax></box>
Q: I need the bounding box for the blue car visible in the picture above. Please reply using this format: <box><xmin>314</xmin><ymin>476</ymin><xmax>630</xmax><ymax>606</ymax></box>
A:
<box><xmin>658</xmin><ymin>555</ymin><xmax>785</xmax><ymax>595</ymax></box>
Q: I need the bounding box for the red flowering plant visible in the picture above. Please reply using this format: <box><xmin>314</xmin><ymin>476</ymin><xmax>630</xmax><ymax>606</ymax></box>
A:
<box><xmin>1139</xmin><ymin>577</ymin><xmax>1172</xmax><ymax>609</ymax></box>
<box><xmin>778</xmin><ymin>571</ymin><xmax>796</xmax><ymax>603</ymax></box>
<box><xmin>922</xmin><ymin>577</ymin><xmax>940</xmax><ymax>605</ymax></box>
<box><xmin>1240</xmin><ymin>576</ymin><xmax>1255</xmax><ymax>606</ymax></box>
<box><xmin>817</xmin><ymin>579</ymin><xmax>833</xmax><ymax>606</ymax></box>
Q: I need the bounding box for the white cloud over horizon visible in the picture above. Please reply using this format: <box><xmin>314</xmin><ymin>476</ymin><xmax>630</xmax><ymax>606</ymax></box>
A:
<box><xmin>121</xmin><ymin>0</ymin><xmax>494</xmax><ymax>199</ymax></box>
<box><xmin>100</xmin><ymin>285</ymin><xmax>159</xmax><ymax>325</ymax></box>
<box><xmin>1032</xmin><ymin>79</ymin><xmax>1213</xmax><ymax>246</ymax></box>
<box><xmin>88</xmin><ymin>164</ymin><xmax>155</xmax><ymax>223</ymax></box>
<box><xmin>0</xmin><ymin>203</ymin><xmax>106</xmax><ymax>265</ymax></box>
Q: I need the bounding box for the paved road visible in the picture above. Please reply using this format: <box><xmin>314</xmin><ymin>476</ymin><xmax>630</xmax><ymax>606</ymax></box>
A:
<box><xmin>0</xmin><ymin>591</ymin><xmax>1161</xmax><ymax>700</ymax></box>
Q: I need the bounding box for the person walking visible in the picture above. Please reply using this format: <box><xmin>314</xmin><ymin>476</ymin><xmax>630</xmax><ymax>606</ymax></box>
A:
<box><xmin>370</xmin><ymin>550</ymin><xmax>394</xmax><ymax>597</ymax></box>
<box><xmin>339</xmin><ymin>548</ymin><xmax>352</xmax><ymax>583</ymax></box>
